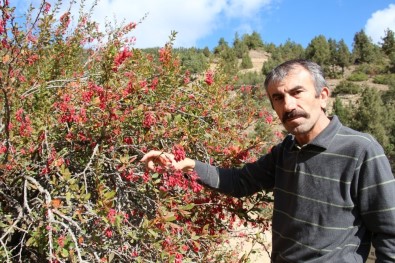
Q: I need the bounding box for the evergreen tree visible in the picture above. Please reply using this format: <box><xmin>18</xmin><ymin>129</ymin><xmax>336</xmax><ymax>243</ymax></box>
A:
<box><xmin>218</xmin><ymin>46</ymin><xmax>239</xmax><ymax>75</ymax></box>
<box><xmin>242</xmin><ymin>31</ymin><xmax>264</xmax><ymax>50</ymax></box>
<box><xmin>336</xmin><ymin>39</ymin><xmax>351</xmax><ymax>75</ymax></box>
<box><xmin>240</xmin><ymin>52</ymin><xmax>253</xmax><ymax>69</ymax></box>
<box><xmin>261</xmin><ymin>40</ymin><xmax>304</xmax><ymax>75</ymax></box>
<box><xmin>381</xmin><ymin>28</ymin><xmax>395</xmax><ymax>56</ymax></box>
<box><xmin>332</xmin><ymin>97</ymin><xmax>353</xmax><ymax>126</ymax></box>
<box><xmin>175</xmin><ymin>48</ymin><xmax>209</xmax><ymax>74</ymax></box>
<box><xmin>327</xmin><ymin>38</ymin><xmax>338</xmax><ymax>78</ymax></box>
<box><xmin>390</xmin><ymin>51</ymin><xmax>395</xmax><ymax>73</ymax></box>
<box><xmin>233</xmin><ymin>32</ymin><xmax>249</xmax><ymax>59</ymax></box>
<box><xmin>352</xmin><ymin>30</ymin><xmax>380</xmax><ymax>64</ymax></box>
<box><xmin>214</xmin><ymin>37</ymin><xmax>229</xmax><ymax>55</ymax></box>
<box><xmin>305</xmin><ymin>35</ymin><xmax>330</xmax><ymax>66</ymax></box>
<box><xmin>353</xmin><ymin>87</ymin><xmax>393</xmax><ymax>153</ymax></box>
<box><xmin>203</xmin><ymin>46</ymin><xmax>211</xmax><ymax>57</ymax></box>
<box><xmin>281</xmin><ymin>39</ymin><xmax>305</xmax><ymax>60</ymax></box>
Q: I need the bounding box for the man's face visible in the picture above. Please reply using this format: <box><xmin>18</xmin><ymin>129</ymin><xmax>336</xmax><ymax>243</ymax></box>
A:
<box><xmin>267</xmin><ymin>66</ymin><xmax>329</xmax><ymax>144</ymax></box>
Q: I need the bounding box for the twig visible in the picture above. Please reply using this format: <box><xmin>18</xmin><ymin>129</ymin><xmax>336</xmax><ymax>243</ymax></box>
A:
<box><xmin>52</xmin><ymin>219</ymin><xmax>87</xmax><ymax>263</ymax></box>
<box><xmin>24</xmin><ymin>176</ymin><xmax>54</xmax><ymax>261</ymax></box>
<box><xmin>52</xmin><ymin>209</ymin><xmax>82</xmax><ymax>231</ymax></box>
<box><xmin>77</xmin><ymin>143</ymin><xmax>100</xmax><ymax>195</ymax></box>
<box><xmin>23</xmin><ymin>179</ymin><xmax>32</xmax><ymax>213</ymax></box>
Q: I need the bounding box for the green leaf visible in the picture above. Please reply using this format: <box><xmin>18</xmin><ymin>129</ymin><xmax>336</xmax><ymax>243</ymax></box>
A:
<box><xmin>174</xmin><ymin>114</ymin><xmax>182</xmax><ymax>123</ymax></box>
<box><xmin>26</xmin><ymin>237</ymin><xmax>36</xmax><ymax>247</ymax></box>
<box><xmin>66</xmin><ymin>192</ymin><xmax>72</xmax><ymax>202</ymax></box>
<box><xmin>179</xmin><ymin>203</ymin><xmax>195</xmax><ymax>211</ymax></box>
<box><xmin>61</xmin><ymin>248</ymin><xmax>69</xmax><ymax>257</ymax></box>
<box><xmin>104</xmin><ymin>191</ymin><xmax>116</xmax><ymax>199</ymax></box>
<box><xmin>83</xmin><ymin>192</ymin><xmax>91</xmax><ymax>201</ymax></box>
<box><xmin>148</xmin><ymin>229</ymin><xmax>159</xmax><ymax>238</ymax></box>
<box><xmin>164</xmin><ymin>215</ymin><xmax>177</xmax><ymax>222</ymax></box>
<box><xmin>151</xmin><ymin>173</ymin><xmax>160</xmax><ymax>179</ymax></box>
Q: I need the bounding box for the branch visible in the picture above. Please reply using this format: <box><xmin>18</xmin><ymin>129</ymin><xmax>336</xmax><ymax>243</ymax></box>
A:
<box><xmin>77</xmin><ymin>143</ymin><xmax>100</xmax><ymax>195</ymax></box>
<box><xmin>52</xmin><ymin>209</ymin><xmax>82</xmax><ymax>231</ymax></box>
<box><xmin>24</xmin><ymin>176</ymin><xmax>54</xmax><ymax>261</ymax></box>
<box><xmin>52</xmin><ymin>219</ymin><xmax>87</xmax><ymax>263</ymax></box>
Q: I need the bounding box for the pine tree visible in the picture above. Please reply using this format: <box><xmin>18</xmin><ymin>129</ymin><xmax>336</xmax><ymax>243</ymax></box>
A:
<box><xmin>354</xmin><ymin>87</ymin><xmax>393</xmax><ymax>153</ymax></box>
<box><xmin>336</xmin><ymin>39</ymin><xmax>351</xmax><ymax>75</ymax></box>
<box><xmin>305</xmin><ymin>35</ymin><xmax>330</xmax><ymax>66</ymax></box>
<box><xmin>240</xmin><ymin>52</ymin><xmax>253</xmax><ymax>69</ymax></box>
<box><xmin>352</xmin><ymin>30</ymin><xmax>380</xmax><ymax>64</ymax></box>
<box><xmin>332</xmin><ymin>97</ymin><xmax>353</xmax><ymax>126</ymax></box>
<box><xmin>381</xmin><ymin>28</ymin><xmax>395</xmax><ymax>56</ymax></box>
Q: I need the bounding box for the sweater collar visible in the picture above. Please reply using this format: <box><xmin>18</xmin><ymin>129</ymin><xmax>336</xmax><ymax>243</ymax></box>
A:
<box><xmin>290</xmin><ymin>115</ymin><xmax>342</xmax><ymax>150</ymax></box>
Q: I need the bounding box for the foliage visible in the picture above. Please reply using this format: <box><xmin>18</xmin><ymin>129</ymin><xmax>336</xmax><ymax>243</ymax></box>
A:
<box><xmin>352</xmin><ymin>30</ymin><xmax>382</xmax><ymax>64</ymax></box>
<box><xmin>233</xmin><ymin>32</ymin><xmax>248</xmax><ymax>59</ymax></box>
<box><xmin>261</xmin><ymin>40</ymin><xmax>305</xmax><ymax>75</ymax></box>
<box><xmin>346</xmin><ymin>72</ymin><xmax>369</xmax><ymax>82</ymax></box>
<box><xmin>305</xmin><ymin>35</ymin><xmax>330</xmax><ymax>66</ymax></box>
<box><xmin>217</xmin><ymin>46</ymin><xmax>239</xmax><ymax>76</ymax></box>
<box><xmin>332</xmin><ymin>97</ymin><xmax>354</xmax><ymax>127</ymax></box>
<box><xmin>389</xmin><ymin>51</ymin><xmax>395</xmax><ymax>73</ymax></box>
<box><xmin>174</xmin><ymin>47</ymin><xmax>209</xmax><ymax>74</ymax></box>
<box><xmin>242</xmin><ymin>31</ymin><xmax>264</xmax><ymax>50</ymax></box>
<box><xmin>0</xmin><ymin>1</ymin><xmax>276</xmax><ymax>262</ymax></box>
<box><xmin>332</xmin><ymin>81</ymin><xmax>361</xmax><ymax>95</ymax></box>
<box><xmin>380</xmin><ymin>28</ymin><xmax>395</xmax><ymax>56</ymax></box>
<box><xmin>240</xmin><ymin>52</ymin><xmax>253</xmax><ymax>69</ymax></box>
<box><xmin>213</xmin><ymin>37</ymin><xmax>229</xmax><ymax>55</ymax></box>
<box><xmin>236</xmin><ymin>72</ymin><xmax>265</xmax><ymax>87</ymax></box>
<box><xmin>352</xmin><ymin>87</ymin><xmax>394</xmax><ymax>154</ymax></box>
<box><xmin>326</xmin><ymin>38</ymin><xmax>351</xmax><ymax>78</ymax></box>
<box><xmin>373</xmin><ymin>74</ymin><xmax>395</xmax><ymax>85</ymax></box>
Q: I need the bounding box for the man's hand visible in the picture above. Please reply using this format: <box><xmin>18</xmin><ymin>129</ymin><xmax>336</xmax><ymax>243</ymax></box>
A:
<box><xmin>141</xmin><ymin>150</ymin><xmax>195</xmax><ymax>172</ymax></box>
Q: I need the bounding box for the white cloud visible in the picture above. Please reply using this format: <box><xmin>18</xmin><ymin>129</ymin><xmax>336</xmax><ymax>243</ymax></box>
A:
<box><xmin>365</xmin><ymin>4</ymin><xmax>395</xmax><ymax>44</ymax></box>
<box><xmin>55</xmin><ymin>0</ymin><xmax>274</xmax><ymax>48</ymax></box>
<box><xmin>13</xmin><ymin>0</ymin><xmax>275</xmax><ymax>48</ymax></box>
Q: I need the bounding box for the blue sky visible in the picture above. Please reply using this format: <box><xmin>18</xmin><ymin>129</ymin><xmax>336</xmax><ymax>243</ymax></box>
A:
<box><xmin>15</xmin><ymin>0</ymin><xmax>395</xmax><ymax>50</ymax></box>
<box><xmin>195</xmin><ymin>0</ymin><xmax>395</xmax><ymax>50</ymax></box>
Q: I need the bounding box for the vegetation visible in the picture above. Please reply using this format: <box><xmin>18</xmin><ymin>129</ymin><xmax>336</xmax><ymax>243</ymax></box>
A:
<box><xmin>0</xmin><ymin>1</ymin><xmax>275</xmax><ymax>262</ymax></box>
<box><xmin>1</xmin><ymin>0</ymin><xmax>395</xmax><ymax>262</ymax></box>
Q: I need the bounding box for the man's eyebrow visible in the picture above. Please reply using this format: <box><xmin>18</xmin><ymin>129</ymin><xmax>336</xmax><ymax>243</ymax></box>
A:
<box><xmin>289</xmin><ymin>85</ymin><xmax>305</xmax><ymax>92</ymax></box>
<box><xmin>271</xmin><ymin>92</ymin><xmax>283</xmax><ymax>98</ymax></box>
<box><xmin>271</xmin><ymin>85</ymin><xmax>305</xmax><ymax>97</ymax></box>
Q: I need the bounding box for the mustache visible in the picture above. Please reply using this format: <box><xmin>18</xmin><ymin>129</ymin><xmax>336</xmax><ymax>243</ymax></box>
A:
<box><xmin>282</xmin><ymin>110</ymin><xmax>310</xmax><ymax>123</ymax></box>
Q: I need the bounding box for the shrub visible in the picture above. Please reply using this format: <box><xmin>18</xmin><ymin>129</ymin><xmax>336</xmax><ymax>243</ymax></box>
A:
<box><xmin>347</xmin><ymin>72</ymin><xmax>369</xmax><ymax>81</ymax></box>
<box><xmin>333</xmin><ymin>81</ymin><xmax>361</xmax><ymax>95</ymax></box>
<box><xmin>0</xmin><ymin>1</ymin><xmax>274</xmax><ymax>262</ymax></box>
<box><xmin>373</xmin><ymin>74</ymin><xmax>395</xmax><ymax>85</ymax></box>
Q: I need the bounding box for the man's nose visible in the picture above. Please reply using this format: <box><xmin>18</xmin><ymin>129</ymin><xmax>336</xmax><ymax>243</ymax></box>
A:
<box><xmin>284</xmin><ymin>95</ymin><xmax>296</xmax><ymax>112</ymax></box>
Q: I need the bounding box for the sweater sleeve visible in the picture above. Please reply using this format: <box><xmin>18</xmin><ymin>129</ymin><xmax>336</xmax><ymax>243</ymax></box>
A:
<box><xmin>193</xmin><ymin>148</ymin><xmax>277</xmax><ymax>197</ymax></box>
<box><xmin>356</xmin><ymin>140</ymin><xmax>395</xmax><ymax>262</ymax></box>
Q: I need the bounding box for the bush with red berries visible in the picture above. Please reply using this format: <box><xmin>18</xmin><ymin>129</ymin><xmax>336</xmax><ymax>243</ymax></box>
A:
<box><xmin>0</xmin><ymin>1</ymin><xmax>277</xmax><ymax>262</ymax></box>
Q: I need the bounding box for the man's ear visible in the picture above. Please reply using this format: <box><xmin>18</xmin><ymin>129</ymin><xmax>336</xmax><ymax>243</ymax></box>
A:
<box><xmin>319</xmin><ymin>87</ymin><xmax>330</xmax><ymax>109</ymax></box>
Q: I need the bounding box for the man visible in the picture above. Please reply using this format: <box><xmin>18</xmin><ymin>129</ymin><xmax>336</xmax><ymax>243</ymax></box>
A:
<box><xmin>141</xmin><ymin>59</ymin><xmax>395</xmax><ymax>262</ymax></box>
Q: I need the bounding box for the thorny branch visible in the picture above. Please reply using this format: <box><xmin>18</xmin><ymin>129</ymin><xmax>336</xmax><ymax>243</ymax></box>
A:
<box><xmin>78</xmin><ymin>143</ymin><xmax>100</xmax><ymax>195</ymax></box>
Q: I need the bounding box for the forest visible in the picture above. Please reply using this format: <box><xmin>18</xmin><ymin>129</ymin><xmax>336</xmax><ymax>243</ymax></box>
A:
<box><xmin>0</xmin><ymin>0</ymin><xmax>394</xmax><ymax>262</ymax></box>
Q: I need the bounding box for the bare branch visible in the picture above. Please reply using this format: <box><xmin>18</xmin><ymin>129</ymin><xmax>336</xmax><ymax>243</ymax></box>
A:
<box><xmin>77</xmin><ymin>143</ymin><xmax>100</xmax><ymax>195</ymax></box>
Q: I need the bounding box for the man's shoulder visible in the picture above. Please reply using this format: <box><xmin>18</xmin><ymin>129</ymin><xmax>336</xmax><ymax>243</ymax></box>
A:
<box><xmin>332</xmin><ymin>124</ymin><xmax>385</xmax><ymax>157</ymax></box>
<box><xmin>336</xmin><ymin>125</ymin><xmax>376</xmax><ymax>144</ymax></box>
